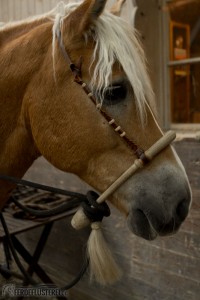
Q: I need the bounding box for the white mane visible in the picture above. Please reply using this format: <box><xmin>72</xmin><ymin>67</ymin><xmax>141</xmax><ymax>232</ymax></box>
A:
<box><xmin>52</xmin><ymin>2</ymin><xmax>155</xmax><ymax>121</ymax></box>
<box><xmin>91</xmin><ymin>13</ymin><xmax>155</xmax><ymax>120</ymax></box>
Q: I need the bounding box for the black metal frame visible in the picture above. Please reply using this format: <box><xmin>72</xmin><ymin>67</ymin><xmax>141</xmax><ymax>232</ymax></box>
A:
<box><xmin>0</xmin><ymin>221</ymin><xmax>67</xmax><ymax>300</ymax></box>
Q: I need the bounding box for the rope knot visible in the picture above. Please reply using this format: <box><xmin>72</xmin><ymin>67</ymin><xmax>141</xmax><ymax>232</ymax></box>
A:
<box><xmin>91</xmin><ymin>222</ymin><xmax>101</xmax><ymax>230</ymax></box>
<box><xmin>82</xmin><ymin>191</ymin><xmax>110</xmax><ymax>223</ymax></box>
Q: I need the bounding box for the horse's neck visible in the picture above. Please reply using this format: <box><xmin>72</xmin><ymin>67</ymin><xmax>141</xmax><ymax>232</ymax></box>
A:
<box><xmin>0</xmin><ymin>17</ymin><xmax>50</xmax><ymax>45</ymax></box>
<box><xmin>0</xmin><ymin>17</ymin><xmax>51</xmax><ymax>143</ymax></box>
<box><xmin>0</xmin><ymin>18</ymin><xmax>52</xmax><ymax>207</ymax></box>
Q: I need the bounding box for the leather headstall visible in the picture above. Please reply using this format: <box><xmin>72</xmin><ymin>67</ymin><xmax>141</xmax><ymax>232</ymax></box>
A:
<box><xmin>56</xmin><ymin>29</ymin><xmax>149</xmax><ymax>164</ymax></box>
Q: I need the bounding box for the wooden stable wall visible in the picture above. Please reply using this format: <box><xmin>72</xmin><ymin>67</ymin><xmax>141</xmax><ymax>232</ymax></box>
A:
<box><xmin>0</xmin><ymin>0</ymin><xmax>61</xmax><ymax>21</ymax></box>
<box><xmin>0</xmin><ymin>0</ymin><xmax>137</xmax><ymax>24</ymax></box>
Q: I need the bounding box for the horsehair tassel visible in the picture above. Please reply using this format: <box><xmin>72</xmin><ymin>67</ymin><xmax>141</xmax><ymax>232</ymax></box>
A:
<box><xmin>88</xmin><ymin>221</ymin><xmax>122</xmax><ymax>285</ymax></box>
<box><xmin>82</xmin><ymin>191</ymin><xmax>121</xmax><ymax>285</ymax></box>
<box><xmin>71</xmin><ymin>130</ymin><xmax>176</xmax><ymax>230</ymax></box>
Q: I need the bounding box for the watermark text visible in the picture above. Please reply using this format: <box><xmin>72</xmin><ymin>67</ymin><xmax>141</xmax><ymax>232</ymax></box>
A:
<box><xmin>1</xmin><ymin>284</ymin><xmax>68</xmax><ymax>298</ymax></box>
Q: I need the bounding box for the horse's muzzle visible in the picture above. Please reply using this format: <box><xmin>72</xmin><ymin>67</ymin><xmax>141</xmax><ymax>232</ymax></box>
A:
<box><xmin>127</xmin><ymin>195</ymin><xmax>191</xmax><ymax>241</ymax></box>
<box><xmin>127</xmin><ymin>209</ymin><xmax>158</xmax><ymax>240</ymax></box>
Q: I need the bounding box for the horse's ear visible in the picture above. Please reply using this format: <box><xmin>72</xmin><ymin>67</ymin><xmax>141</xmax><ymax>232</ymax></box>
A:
<box><xmin>65</xmin><ymin>0</ymin><xmax>107</xmax><ymax>35</ymax></box>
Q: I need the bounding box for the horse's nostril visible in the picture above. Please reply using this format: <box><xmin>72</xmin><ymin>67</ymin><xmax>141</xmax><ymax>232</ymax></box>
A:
<box><xmin>176</xmin><ymin>199</ymin><xmax>189</xmax><ymax>222</ymax></box>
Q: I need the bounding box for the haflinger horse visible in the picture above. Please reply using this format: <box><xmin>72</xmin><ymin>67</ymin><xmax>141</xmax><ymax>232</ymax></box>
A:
<box><xmin>0</xmin><ymin>0</ymin><xmax>191</xmax><ymax>285</ymax></box>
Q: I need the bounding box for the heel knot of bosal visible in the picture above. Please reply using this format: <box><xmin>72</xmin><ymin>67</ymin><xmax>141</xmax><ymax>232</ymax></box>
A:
<box><xmin>82</xmin><ymin>191</ymin><xmax>110</xmax><ymax>223</ymax></box>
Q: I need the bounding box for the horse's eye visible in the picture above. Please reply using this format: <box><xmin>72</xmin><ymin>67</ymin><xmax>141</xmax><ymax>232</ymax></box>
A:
<box><xmin>103</xmin><ymin>84</ymin><xmax>127</xmax><ymax>105</ymax></box>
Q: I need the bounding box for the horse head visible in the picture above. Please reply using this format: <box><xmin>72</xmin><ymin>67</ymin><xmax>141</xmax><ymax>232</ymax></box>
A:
<box><xmin>25</xmin><ymin>0</ymin><xmax>192</xmax><ymax>241</ymax></box>
<box><xmin>0</xmin><ymin>0</ymin><xmax>191</xmax><ymax>241</ymax></box>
